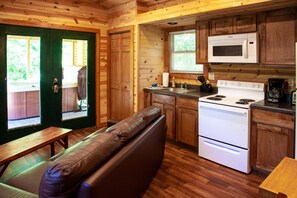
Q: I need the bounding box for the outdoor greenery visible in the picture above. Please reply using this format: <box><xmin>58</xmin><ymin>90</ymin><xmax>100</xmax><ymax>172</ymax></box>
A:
<box><xmin>7</xmin><ymin>36</ymin><xmax>40</xmax><ymax>81</ymax></box>
<box><xmin>170</xmin><ymin>30</ymin><xmax>203</xmax><ymax>73</ymax></box>
<box><xmin>173</xmin><ymin>32</ymin><xmax>195</xmax><ymax>52</ymax></box>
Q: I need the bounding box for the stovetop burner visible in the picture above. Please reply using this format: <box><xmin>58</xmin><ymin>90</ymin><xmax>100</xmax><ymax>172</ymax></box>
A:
<box><xmin>215</xmin><ymin>95</ymin><xmax>226</xmax><ymax>98</ymax></box>
<box><xmin>207</xmin><ymin>97</ymin><xmax>222</xmax><ymax>101</ymax></box>
<box><xmin>236</xmin><ymin>101</ymin><xmax>248</xmax><ymax>105</ymax></box>
<box><xmin>239</xmin><ymin>99</ymin><xmax>255</xmax><ymax>103</ymax></box>
<box><xmin>235</xmin><ymin>99</ymin><xmax>256</xmax><ymax>105</ymax></box>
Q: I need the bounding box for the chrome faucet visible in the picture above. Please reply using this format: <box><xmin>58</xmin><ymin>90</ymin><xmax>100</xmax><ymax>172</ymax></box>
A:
<box><xmin>181</xmin><ymin>83</ymin><xmax>187</xmax><ymax>89</ymax></box>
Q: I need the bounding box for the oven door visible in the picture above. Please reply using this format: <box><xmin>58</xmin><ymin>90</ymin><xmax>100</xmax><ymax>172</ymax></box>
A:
<box><xmin>198</xmin><ymin>102</ymin><xmax>250</xmax><ymax>148</ymax></box>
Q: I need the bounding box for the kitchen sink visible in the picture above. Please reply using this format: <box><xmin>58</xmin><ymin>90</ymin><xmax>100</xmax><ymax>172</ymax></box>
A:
<box><xmin>166</xmin><ymin>88</ymin><xmax>196</xmax><ymax>93</ymax></box>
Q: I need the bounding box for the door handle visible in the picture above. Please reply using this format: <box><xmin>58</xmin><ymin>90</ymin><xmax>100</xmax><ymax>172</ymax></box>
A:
<box><xmin>52</xmin><ymin>78</ymin><xmax>61</xmax><ymax>93</ymax></box>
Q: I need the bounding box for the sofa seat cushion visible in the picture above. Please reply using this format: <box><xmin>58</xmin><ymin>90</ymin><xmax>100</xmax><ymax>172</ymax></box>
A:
<box><xmin>39</xmin><ymin>132</ymin><xmax>122</xmax><ymax>198</ymax></box>
<box><xmin>135</xmin><ymin>106</ymin><xmax>161</xmax><ymax>125</ymax></box>
<box><xmin>4</xmin><ymin>161</ymin><xmax>51</xmax><ymax>195</ymax></box>
<box><xmin>0</xmin><ymin>183</ymin><xmax>38</xmax><ymax>198</ymax></box>
<box><xmin>106</xmin><ymin>116</ymin><xmax>146</xmax><ymax>143</ymax></box>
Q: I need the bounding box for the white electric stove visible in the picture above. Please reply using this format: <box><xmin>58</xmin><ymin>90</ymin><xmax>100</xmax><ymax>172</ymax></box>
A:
<box><xmin>198</xmin><ymin>80</ymin><xmax>265</xmax><ymax>173</ymax></box>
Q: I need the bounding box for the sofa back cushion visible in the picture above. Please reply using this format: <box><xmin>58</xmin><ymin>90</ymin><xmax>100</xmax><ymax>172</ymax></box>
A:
<box><xmin>135</xmin><ymin>106</ymin><xmax>161</xmax><ymax>125</ymax></box>
<box><xmin>39</xmin><ymin>132</ymin><xmax>122</xmax><ymax>198</ymax></box>
<box><xmin>106</xmin><ymin>116</ymin><xmax>146</xmax><ymax>143</ymax></box>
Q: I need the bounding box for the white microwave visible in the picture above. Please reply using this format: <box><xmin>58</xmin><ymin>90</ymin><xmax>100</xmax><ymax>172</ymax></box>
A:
<box><xmin>208</xmin><ymin>32</ymin><xmax>258</xmax><ymax>63</ymax></box>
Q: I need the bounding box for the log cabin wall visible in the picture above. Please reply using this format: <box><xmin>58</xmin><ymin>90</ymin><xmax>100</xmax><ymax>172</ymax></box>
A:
<box><xmin>0</xmin><ymin>0</ymin><xmax>108</xmax><ymax>127</ymax></box>
<box><xmin>138</xmin><ymin>25</ymin><xmax>165</xmax><ymax>110</ymax></box>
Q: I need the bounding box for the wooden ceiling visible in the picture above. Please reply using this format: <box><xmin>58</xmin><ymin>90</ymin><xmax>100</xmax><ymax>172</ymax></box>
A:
<box><xmin>95</xmin><ymin>0</ymin><xmax>171</xmax><ymax>9</ymax></box>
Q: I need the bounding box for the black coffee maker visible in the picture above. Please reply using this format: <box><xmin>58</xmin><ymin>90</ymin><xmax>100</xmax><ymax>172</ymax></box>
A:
<box><xmin>267</xmin><ymin>78</ymin><xmax>285</xmax><ymax>103</ymax></box>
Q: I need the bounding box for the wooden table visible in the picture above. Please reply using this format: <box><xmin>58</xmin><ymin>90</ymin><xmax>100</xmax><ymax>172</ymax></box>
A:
<box><xmin>0</xmin><ymin>127</ymin><xmax>72</xmax><ymax>177</ymax></box>
<box><xmin>259</xmin><ymin>157</ymin><xmax>297</xmax><ymax>197</ymax></box>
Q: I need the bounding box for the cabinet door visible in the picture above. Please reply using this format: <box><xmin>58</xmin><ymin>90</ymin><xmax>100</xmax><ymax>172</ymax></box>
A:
<box><xmin>164</xmin><ymin>104</ymin><xmax>176</xmax><ymax>140</ymax></box>
<box><xmin>211</xmin><ymin>17</ymin><xmax>233</xmax><ymax>35</ymax></box>
<box><xmin>144</xmin><ymin>92</ymin><xmax>151</xmax><ymax>108</ymax></box>
<box><xmin>259</xmin><ymin>8</ymin><xmax>296</xmax><ymax>65</ymax></box>
<box><xmin>233</xmin><ymin>14</ymin><xmax>256</xmax><ymax>33</ymax></box>
<box><xmin>152</xmin><ymin>102</ymin><xmax>175</xmax><ymax>139</ymax></box>
<box><xmin>196</xmin><ymin>20</ymin><xmax>209</xmax><ymax>63</ymax></box>
<box><xmin>251</xmin><ymin>123</ymin><xmax>294</xmax><ymax>172</ymax></box>
<box><xmin>176</xmin><ymin>108</ymin><xmax>198</xmax><ymax>147</ymax></box>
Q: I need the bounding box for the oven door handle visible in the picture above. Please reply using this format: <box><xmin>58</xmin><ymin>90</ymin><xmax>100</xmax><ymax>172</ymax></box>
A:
<box><xmin>199</xmin><ymin>102</ymin><xmax>248</xmax><ymax>116</ymax></box>
<box><xmin>204</xmin><ymin>140</ymin><xmax>240</xmax><ymax>155</ymax></box>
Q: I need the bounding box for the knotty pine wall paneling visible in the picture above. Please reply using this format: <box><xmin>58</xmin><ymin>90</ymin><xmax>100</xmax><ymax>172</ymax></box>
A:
<box><xmin>0</xmin><ymin>0</ymin><xmax>108</xmax><ymax>127</ymax></box>
<box><xmin>107</xmin><ymin>1</ymin><xmax>137</xmax><ymax>30</ymax></box>
<box><xmin>138</xmin><ymin>25</ymin><xmax>165</xmax><ymax>110</ymax></box>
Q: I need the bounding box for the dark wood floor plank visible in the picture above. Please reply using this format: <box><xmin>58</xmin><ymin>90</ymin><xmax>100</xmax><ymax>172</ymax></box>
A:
<box><xmin>0</xmin><ymin>126</ymin><xmax>265</xmax><ymax>197</ymax></box>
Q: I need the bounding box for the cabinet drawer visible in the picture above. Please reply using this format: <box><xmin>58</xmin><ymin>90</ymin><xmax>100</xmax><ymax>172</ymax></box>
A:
<box><xmin>152</xmin><ymin>93</ymin><xmax>175</xmax><ymax>106</ymax></box>
<box><xmin>252</xmin><ymin>109</ymin><xmax>294</xmax><ymax>129</ymax></box>
<box><xmin>176</xmin><ymin>97</ymin><xmax>198</xmax><ymax>110</ymax></box>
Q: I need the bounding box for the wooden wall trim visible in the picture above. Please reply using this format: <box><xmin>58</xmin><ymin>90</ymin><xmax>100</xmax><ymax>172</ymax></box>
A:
<box><xmin>107</xmin><ymin>25</ymin><xmax>134</xmax><ymax>34</ymax></box>
<box><xmin>136</xmin><ymin>0</ymin><xmax>297</xmax><ymax>28</ymax></box>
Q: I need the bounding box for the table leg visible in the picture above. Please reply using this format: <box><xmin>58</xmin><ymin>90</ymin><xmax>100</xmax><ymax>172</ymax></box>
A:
<box><xmin>50</xmin><ymin>142</ymin><xmax>55</xmax><ymax>156</ymax></box>
<box><xmin>0</xmin><ymin>163</ymin><xmax>10</xmax><ymax>177</ymax></box>
<box><xmin>64</xmin><ymin>136</ymin><xmax>68</xmax><ymax>149</ymax></box>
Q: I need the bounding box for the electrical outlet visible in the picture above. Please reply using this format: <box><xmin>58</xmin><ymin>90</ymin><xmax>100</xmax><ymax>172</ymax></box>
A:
<box><xmin>208</xmin><ymin>72</ymin><xmax>215</xmax><ymax>80</ymax></box>
<box><xmin>288</xmin><ymin>79</ymin><xmax>294</xmax><ymax>87</ymax></box>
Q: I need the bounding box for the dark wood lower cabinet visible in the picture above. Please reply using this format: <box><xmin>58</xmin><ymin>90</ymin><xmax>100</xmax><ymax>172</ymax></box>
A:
<box><xmin>176</xmin><ymin>107</ymin><xmax>198</xmax><ymax>147</ymax></box>
<box><xmin>149</xmin><ymin>93</ymin><xmax>198</xmax><ymax>148</ymax></box>
<box><xmin>251</xmin><ymin>108</ymin><xmax>295</xmax><ymax>173</ymax></box>
<box><xmin>152</xmin><ymin>93</ymin><xmax>176</xmax><ymax>140</ymax></box>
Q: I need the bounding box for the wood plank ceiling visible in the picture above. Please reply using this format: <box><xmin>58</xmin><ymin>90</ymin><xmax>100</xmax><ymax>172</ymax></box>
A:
<box><xmin>95</xmin><ymin>0</ymin><xmax>172</xmax><ymax>9</ymax></box>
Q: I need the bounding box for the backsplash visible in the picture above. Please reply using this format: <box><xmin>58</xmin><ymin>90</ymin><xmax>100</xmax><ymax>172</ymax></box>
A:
<box><xmin>168</xmin><ymin>63</ymin><xmax>296</xmax><ymax>95</ymax></box>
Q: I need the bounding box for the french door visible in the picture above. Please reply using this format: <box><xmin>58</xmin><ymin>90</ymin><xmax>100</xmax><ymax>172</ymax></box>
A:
<box><xmin>0</xmin><ymin>25</ymin><xmax>95</xmax><ymax>144</ymax></box>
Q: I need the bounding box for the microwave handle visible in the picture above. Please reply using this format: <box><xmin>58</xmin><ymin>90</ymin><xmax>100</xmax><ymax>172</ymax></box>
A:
<box><xmin>243</xmin><ymin>40</ymin><xmax>248</xmax><ymax>59</ymax></box>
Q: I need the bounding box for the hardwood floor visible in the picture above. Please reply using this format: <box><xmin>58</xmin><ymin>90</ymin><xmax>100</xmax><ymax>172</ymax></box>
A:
<box><xmin>0</xmin><ymin>127</ymin><xmax>266</xmax><ymax>197</ymax></box>
<box><xmin>144</xmin><ymin>143</ymin><xmax>266</xmax><ymax>198</ymax></box>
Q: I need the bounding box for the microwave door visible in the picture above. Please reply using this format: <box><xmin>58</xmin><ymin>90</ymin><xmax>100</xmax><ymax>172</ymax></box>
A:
<box><xmin>208</xmin><ymin>39</ymin><xmax>248</xmax><ymax>63</ymax></box>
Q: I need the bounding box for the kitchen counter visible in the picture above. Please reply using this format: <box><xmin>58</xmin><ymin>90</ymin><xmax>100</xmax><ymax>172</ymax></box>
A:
<box><xmin>143</xmin><ymin>87</ymin><xmax>214</xmax><ymax>99</ymax></box>
<box><xmin>251</xmin><ymin>99</ymin><xmax>296</xmax><ymax>115</ymax></box>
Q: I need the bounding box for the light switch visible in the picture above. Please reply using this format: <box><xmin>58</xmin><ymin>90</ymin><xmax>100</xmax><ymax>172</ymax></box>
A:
<box><xmin>208</xmin><ymin>72</ymin><xmax>215</xmax><ymax>80</ymax></box>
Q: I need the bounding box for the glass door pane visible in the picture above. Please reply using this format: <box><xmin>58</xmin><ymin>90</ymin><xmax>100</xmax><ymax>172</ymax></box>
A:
<box><xmin>62</xmin><ymin>39</ymin><xmax>88</xmax><ymax>121</ymax></box>
<box><xmin>7</xmin><ymin>35</ymin><xmax>41</xmax><ymax>129</ymax></box>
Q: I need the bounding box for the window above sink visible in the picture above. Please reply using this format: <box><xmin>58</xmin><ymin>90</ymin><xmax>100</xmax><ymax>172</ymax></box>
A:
<box><xmin>169</xmin><ymin>30</ymin><xmax>203</xmax><ymax>74</ymax></box>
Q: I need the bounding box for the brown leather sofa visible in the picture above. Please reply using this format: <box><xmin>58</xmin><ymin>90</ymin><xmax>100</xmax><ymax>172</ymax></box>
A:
<box><xmin>0</xmin><ymin>106</ymin><xmax>166</xmax><ymax>198</ymax></box>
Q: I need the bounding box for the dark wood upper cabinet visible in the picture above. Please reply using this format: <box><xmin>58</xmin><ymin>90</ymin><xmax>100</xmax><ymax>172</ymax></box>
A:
<box><xmin>210</xmin><ymin>14</ymin><xmax>256</xmax><ymax>35</ymax></box>
<box><xmin>196</xmin><ymin>20</ymin><xmax>209</xmax><ymax>64</ymax></box>
<box><xmin>258</xmin><ymin>8</ymin><xmax>297</xmax><ymax>66</ymax></box>
<box><xmin>232</xmin><ymin>14</ymin><xmax>257</xmax><ymax>33</ymax></box>
<box><xmin>211</xmin><ymin>17</ymin><xmax>233</xmax><ymax>35</ymax></box>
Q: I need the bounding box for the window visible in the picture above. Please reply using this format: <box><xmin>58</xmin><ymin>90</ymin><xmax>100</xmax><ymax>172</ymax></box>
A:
<box><xmin>62</xmin><ymin>39</ymin><xmax>87</xmax><ymax>67</ymax></box>
<box><xmin>170</xmin><ymin>30</ymin><xmax>203</xmax><ymax>73</ymax></box>
<box><xmin>7</xmin><ymin>35</ymin><xmax>40</xmax><ymax>81</ymax></box>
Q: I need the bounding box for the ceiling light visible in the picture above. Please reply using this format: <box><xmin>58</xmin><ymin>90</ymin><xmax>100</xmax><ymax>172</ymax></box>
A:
<box><xmin>167</xmin><ymin>22</ymin><xmax>178</xmax><ymax>25</ymax></box>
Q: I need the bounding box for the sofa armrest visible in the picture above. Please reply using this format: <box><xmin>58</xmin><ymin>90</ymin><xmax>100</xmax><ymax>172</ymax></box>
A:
<box><xmin>0</xmin><ymin>183</ymin><xmax>38</xmax><ymax>198</ymax></box>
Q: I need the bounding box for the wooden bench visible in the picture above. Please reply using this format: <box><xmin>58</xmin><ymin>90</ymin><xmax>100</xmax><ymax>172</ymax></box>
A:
<box><xmin>259</xmin><ymin>157</ymin><xmax>297</xmax><ymax>197</ymax></box>
<box><xmin>0</xmin><ymin>127</ymin><xmax>72</xmax><ymax>177</ymax></box>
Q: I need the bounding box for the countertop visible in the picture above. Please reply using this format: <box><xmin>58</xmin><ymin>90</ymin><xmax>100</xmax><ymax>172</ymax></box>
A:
<box><xmin>251</xmin><ymin>99</ymin><xmax>296</xmax><ymax>115</ymax></box>
<box><xmin>143</xmin><ymin>87</ymin><xmax>214</xmax><ymax>99</ymax></box>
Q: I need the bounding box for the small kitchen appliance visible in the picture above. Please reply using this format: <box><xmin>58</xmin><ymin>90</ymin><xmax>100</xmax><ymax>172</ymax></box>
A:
<box><xmin>208</xmin><ymin>32</ymin><xmax>258</xmax><ymax>63</ymax></box>
<box><xmin>267</xmin><ymin>78</ymin><xmax>285</xmax><ymax>103</ymax></box>
<box><xmin>198</xmin><ymin>80</ymin><xmax>265</xmax><ymax>173</ymax></box>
